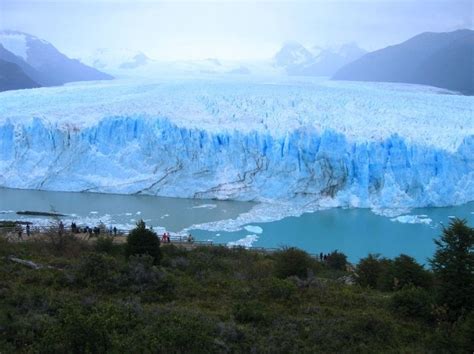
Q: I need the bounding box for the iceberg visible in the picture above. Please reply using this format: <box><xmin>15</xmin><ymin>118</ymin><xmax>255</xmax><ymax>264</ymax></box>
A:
<box><xmin>0</xmin><ymin>78</ymin><xmax>472</xmax><ymax>211</ymax></box>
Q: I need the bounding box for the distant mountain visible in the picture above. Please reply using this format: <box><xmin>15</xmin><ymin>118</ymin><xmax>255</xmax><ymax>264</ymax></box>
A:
<box><xmin>274</xmin><ymin>41</ymin><xmax>367</xmax><ymax>77</ymax></box>
<box><xmin>274</xmin><ymin>41</ymin><xmax>314</xmax><ymax>68</ymax></box>
<box><xmin>81</xmin><ymin>48</ymin><xmax>153</xmax><ymax>71</ymax></box>
<box><xmin>0</xmin><ymin>30</ymin><xmax>113</xmax><ymax>87</ymax></box>
<box><xmin>333</xmin><ymin>29</ymin><xmax>474</xmax><ymax>95</ymax></box>
<box><xmin>119</xmin><ymin>53</ymin><xmax>150</xmax><ymax>69</ymax></box>
<box><xmin>0</xmin><ymin>59</ymin><xmax>40</xmax><ymax>91</ymax></box>
<box><xmin>0</xmin><ymin>44</ymin><xmax>42</xmax><ymax>84</ymax></box>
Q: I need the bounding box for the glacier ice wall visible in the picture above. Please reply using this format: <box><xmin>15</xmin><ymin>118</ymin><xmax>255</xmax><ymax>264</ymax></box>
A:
<box><xmin>1</xmin><ymin>116</ymin><xmax>472</xmax><ymax>208</ymax></box>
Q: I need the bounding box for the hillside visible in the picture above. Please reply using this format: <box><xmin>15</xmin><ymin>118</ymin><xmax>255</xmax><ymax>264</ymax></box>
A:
<box><xmin>333</xmin><ymin>29</ymin><xmax>474</xmax><ymax>95</ymax></box>
<box><xmin>0</xmin><ymin>218</ymin><xmax>472</xmax><ymax>352</ymax></box>
<box><xmin>0</xmin><ymin>30</ymin><xmax>113</xmax><ymax>89</ymax></box>
<box><xmin>0</xmin><ymin>59</ymin><xmax>40</xmax><ymax>92</ymax></box>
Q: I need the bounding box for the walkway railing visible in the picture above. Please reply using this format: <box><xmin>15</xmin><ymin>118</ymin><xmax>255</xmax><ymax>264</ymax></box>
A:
<box><xmin>1</xmin><ymin>224</ymin><xmax>320</xmax><ymax>258</ymax></box>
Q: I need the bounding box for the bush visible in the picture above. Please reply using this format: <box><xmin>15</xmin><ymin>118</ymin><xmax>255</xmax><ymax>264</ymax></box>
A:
<box><xmin>73</xmin><ymin>253</ymin><xmax>118</xmax><ymax>288</ymax></box>
<box><xmin>125</xmin><ymin>220</ymin><xmax>161</xmax><ymax>264</ymax></box>
<box><xmin>95</xmin><ymin>236</ymin><xmax>114</xmax><ymax>254</ymax></box>
<box><xmin>326</xmin><ymin>250</ymin><xmax>347</xmax><ymax>271</ymax></box>
<box><xmin>391</xmin><ymin>286</ymin><xmax>434</xmax><ymax>321</ymax></box>
<box><xmin>233</xmin><ymin>301</ymin><xmax>268</xmax><ymax>324</ymax></box>
<box><xmin>391</xmin><ymin>254</ymin><xmax>432</xmax><ymax>290</ymax></box>
<box><xmin>262</xmin><ymin>277</ymin><xmax>297</xmax><ymax>300</ymax></box>
<box><xmin>356</xmin><ymin>254</ymin><xmax>390</xmax><ymax>289</ymax></box>
<box><xmin>39</xmin><ymin>303</ymin><xmax>114</xmax><ymax>353</ymax></box>
<box><xmin>273</xmin><ymin>247</ymin><xmax>313</xmax><ymax>279</ymax></box>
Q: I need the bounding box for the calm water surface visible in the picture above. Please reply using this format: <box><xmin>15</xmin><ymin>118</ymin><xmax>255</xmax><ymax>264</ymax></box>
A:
<box><xmin>1</xmin><ymin>188</ymin><xmax>473</xmax><ymax>264</ymax></box>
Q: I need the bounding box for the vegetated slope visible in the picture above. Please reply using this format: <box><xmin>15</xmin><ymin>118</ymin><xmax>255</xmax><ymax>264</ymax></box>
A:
<box><xmin>333</xmin><ymin>29</ymin><xmax>474</xmax><ymax>95</ymax></box>
<box><xmin>0</xmin><ymin>30</ymin><xmax>113</xmax><ymax>88</ymax></box>
<box><xmin>0</xmin><ymin>59</ymin><xmax>40</xmax><ymax>91</ymax></box>
<box><xmin>0</xmin><ymin>219</ymin><xmax>472</xmax><ymax>353</ymax></box>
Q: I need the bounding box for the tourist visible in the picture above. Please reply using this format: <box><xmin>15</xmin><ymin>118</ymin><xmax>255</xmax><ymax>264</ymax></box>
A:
<box><xmin>319</xmin><ymin>252</ymin><xmax>323</xmax><ymax>261</ymax></box>
<box><xmin>26</xmin><ymin>224</ymin><xmax>31</xmax><ymax>237</ymax></box>
<box><xmin>162</xmin><ymin>233</ymin><xmax>167</xmax><ymax>242</ymax></box>
<box><xmin>59</xmin><ymin>221</ymin><xmax>64</xmax><ymax>235</ymax></box>
<box><xmin>113</xmin><ymin>226</ymin><xmax>117</xmax><ymax>236</ymax></box>
<box><xmin>187</xmin><ymin>233</ymin><xmax>194</xmax><ymax>243</ymax></box>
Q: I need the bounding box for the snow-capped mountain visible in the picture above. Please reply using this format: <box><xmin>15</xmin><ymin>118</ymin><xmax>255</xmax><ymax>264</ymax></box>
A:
<box><xmin>80</xmin><ymin>48</ymin><xmax>153</xmax><ymax>71</ymax></box>
<box><xmin>274</xmin><ymin>41</ymin><xmax>367</xmax><ymax>77</ymax></box>
<box><xmin>274</xmin><ymin>41</ymin><xmax>314</xmax><ymax>68</ymax></box>
<box><xmin>0</xmin><ymin>30</ymin><xmax>113</xmax><ymax>86</ymax></box>
<box><xmin>0</xmin><ymin>78</ymin><xmax>472</xmax><ymax>210</ymax></box>
<box><xmin>0</xmin><ymin>44</ymin><xmax>41</xmax><ymax>87</ymax></box>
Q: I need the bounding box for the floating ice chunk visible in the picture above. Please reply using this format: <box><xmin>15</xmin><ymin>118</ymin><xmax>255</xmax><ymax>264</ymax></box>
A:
<box><xmin>136</xmin><ymin>211</ymin><xmax>142</xmax><ymax>215</ymax></box>
<box><xmin>390</xmin><ymin>215</ymin><xmax>432</xmax><ymax>225</ymax></box>
<box><xmin>125</xmin><ymin>212</ymin><xmax>132</xmax><ymax>216</ymax></box>
<box><xmin>372</xmin><ymin>208</ymin><xmax>411</xmax><ymax>218</ymax></box>
<box><xmin>244</xmin><ymin>225</ymin><xmax>263</xmax><ymax>234</ymax></box>
<box><xmin>227</xmin><ymin>234</ymin><xmax>259</xmax><ymax>248</ymax></box>
<box><xmin>216</xmin><ymin>233</ymin><xmax>221</xmax><ymax>236</ymax></box>
<box><xmin>0</xmin><ymin>210</ymin><xmax>14</xmax><ymax>214</ymax></box>
<box><xmin>90</xmin><ymin>211</ymin><xmax>98</xmax><ymax>214</ymax></box>
<box><xmin>192</xmin><ymin>204</ymin><xmax>217</xmax><ymax>209</ymax></box>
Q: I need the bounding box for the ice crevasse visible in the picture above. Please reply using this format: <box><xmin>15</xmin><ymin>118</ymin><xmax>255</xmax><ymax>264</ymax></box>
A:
<box><xmin>0</xmin><ymin>78</ymin><xmax>473</xmax><ymax>209</ymax></box>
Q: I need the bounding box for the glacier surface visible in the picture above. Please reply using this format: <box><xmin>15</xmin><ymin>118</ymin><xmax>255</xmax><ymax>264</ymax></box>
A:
<box><xmin>0</xmin><ymin>77</ymin><xmax>473</xmax><ymax>210</ymax></box>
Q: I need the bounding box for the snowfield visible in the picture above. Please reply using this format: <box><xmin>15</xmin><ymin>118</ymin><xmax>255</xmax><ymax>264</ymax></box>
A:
<box><xmin>0</xmin><ymin>77</ymin><xmax>473</xmax><ymax>210</ymax></box>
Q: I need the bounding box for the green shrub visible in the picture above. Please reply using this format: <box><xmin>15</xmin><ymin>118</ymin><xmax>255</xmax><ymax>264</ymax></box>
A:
<box><xmin>451</xmin><ymin>311</ymin><xmax>474</xmax><ymax>352</ymax></box>
<box><xmin>262</xmin><ymin>277</ymin><xmax>297</xmax><ymax>300</ymax></box>
<box><xmin>233</xmin><ymin>301</ymin><xmax>268</xmax><ymax>324</ymax></box>
<box><xmin>95</xmin><ymin>236</ymin><xmax>114</xmax><ymax>254</ymax></box>
<box><xmin>125</xmin><ymin>220</ymin><xmax>161</xmax><ymax>264</ymax></box>
<box><xmin>391</xmin><ymin>286</ymin><xmax>434</xmax><ymax>320</ymax></box>
<box><xmin>326</xmin><ymin>250</ymin><xmax>347</xmax><ymax>271</ymax></box>
<box><xmin>72</xmin><ymin>253</ymin><xmax>119</xmax><ymax>291</ymax></box>
<box><xmin>274</xmin><ymin>247</ymin><xmax>313</xmax><ymax>279</ymax></box>
<box><xmin>39</xmin><ymin>303</ymin><xmax>116</xmax><ymax>353</ymax></box>
<box><xmin>391</xmin><ymin>254</ymin><xmax>432</xmax><ymax>290</ymax></box>
<box><xmin>356</xmin><ymin>254</ymin><xmax>392</xmax><ymax>290</ymax></box>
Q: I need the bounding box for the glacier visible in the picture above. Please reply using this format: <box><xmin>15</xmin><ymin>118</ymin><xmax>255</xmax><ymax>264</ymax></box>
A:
<box><xmin>0</xmin><ymin>77</ymin><xmax>473</xmax><ymax>210</ymax></box>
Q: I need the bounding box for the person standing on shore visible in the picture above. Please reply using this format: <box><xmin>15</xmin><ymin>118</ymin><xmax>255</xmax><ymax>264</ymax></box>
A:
<box><xmin>26</xmin><ymin>224</ymin><xmax>31</xmax><ymax>237</ymax></box>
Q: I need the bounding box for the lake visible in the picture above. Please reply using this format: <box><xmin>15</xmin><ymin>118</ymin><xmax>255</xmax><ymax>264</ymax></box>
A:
<box><xmin>1</xmin><ymin>187</ymin><xmax>473</xmax><ymax>264</ymax></box>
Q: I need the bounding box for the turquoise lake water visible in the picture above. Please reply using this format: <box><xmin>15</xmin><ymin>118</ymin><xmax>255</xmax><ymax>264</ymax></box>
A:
<box><xmin>1</xmin><ymin>188</ymin><xmax>473</xmax><ymax>264</ymax></box>
<box><xmin>191</xmin><ymin>204</ymin><xmax>474</xmax><ymax>264</ymax></box>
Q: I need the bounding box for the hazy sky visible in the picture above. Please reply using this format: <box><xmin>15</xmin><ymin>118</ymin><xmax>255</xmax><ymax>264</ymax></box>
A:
<box><xmin>1</xmin><ymin>0</ymin><xmax>472</xmax><ymax>60</ymax></box>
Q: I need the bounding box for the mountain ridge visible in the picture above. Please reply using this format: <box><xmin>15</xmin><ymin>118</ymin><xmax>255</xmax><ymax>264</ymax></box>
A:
<box><xmin>333</xmin><ymin>29</ymin><xmax>474</xmax><ymax>95</ymax></box>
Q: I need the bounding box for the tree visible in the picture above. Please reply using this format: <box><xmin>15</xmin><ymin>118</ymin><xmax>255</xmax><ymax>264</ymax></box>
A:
<box><xmin>125</xmin><ymin>220</ymin><xmax>161</xmax><ymax>264</ymax></box>
<box><xmin>430</xmin><ymin>218</ymin><xmax>474</xmax><ymax>319</ymax></box>
<box><xmin>391</xmin><ymin>254</ymin><xmax>432</xmax><ymax>290</ymax></box>
<box><xmin>274</xmin><ymin>247</ymin><xmax>313</xmax><ymax>279</ymax></box>
<box><xmin>326</xmin><ymin>250</ymin><xmax>347</xmax><ymax>271</ymax></box>
<box><xmin>356</xmin><ymin>254</ymin><xmax>393</xmax><ymax>290</ymax></box>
